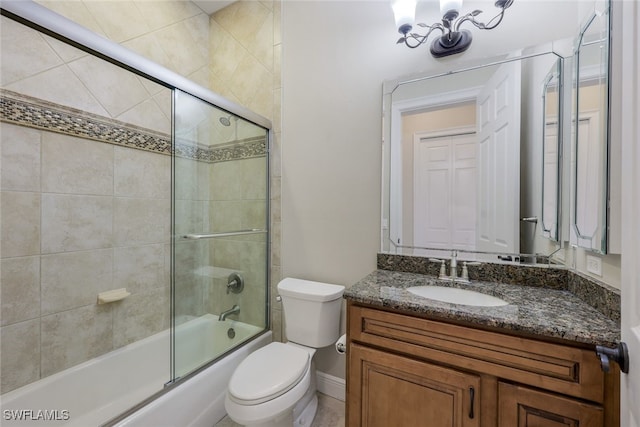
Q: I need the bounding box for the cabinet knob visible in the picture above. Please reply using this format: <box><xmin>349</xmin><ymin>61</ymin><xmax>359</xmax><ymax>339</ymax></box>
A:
<box><xmin>596</xmin><ymin>342</ymin><xmax>629</xmax><ymax>374</ymax></box>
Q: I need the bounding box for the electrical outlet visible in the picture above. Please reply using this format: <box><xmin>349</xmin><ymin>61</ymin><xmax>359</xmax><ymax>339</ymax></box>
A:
<box><xmin>586</xmin><ymin>255</ymin><xmax>602</xmax><ymax>276</ymax></box>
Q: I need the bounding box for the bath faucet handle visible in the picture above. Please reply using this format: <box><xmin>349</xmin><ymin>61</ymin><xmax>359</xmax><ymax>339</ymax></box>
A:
<box><xmin>226</xmin><ymin>273</ymin><xmax>244</xmax><ymax>294</ymax></box>
<box><xmin>460</xmin><ymin>262</ymin><xmax>481</xmax><ymax>282</ymax></box>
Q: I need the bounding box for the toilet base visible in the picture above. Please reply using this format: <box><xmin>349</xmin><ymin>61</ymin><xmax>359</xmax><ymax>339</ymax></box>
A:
<box><xmin>293</xmin><ymin>393</ymin><xmax>317</xmax><ymax>427</ymax></box>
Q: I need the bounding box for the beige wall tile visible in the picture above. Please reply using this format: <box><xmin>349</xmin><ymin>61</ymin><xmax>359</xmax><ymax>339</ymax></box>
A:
<box><xmin>112</xmin><ymin>288</ymin><xmax>168</xmax><ymax>348</ymax></box>
<box><xmin>42</xmin><ymin>32</ymin><xmax>88</xmax><ymax>63</ymax></box>
<box><xmin>6</xmin><ymin>64</ymin><xmax>109</xmax><ymax>118</ymax></box>
<box><xmin>68</xmin><ymin>55</ymin><xmax>151</xmax><ymax>118</ymax></box>
<box><xmin>271</xmin><ymin>176</ymin><xmax>281</xmax><ymax>222</ymax></box>
<box><xmin>241</xmin><ymin>157</ymin><xmax>268</xmax><ymax>199</ymax></box>
<box><xmin>209</xmin><ymin>201</ymin><xmax>243</xmax><ymax>233</ymax></box>
<box><xmin>229</xmin><ymin>54</ymin><xmax>272</xmax><ymax>111</ymax></box>
<box><xmin>174</xmin><ymin>199</ymin><xmax>206</xmax><ymax>236</ymax></box>
<box><xmin>184</xmin><ymin>13</ymin><xmax>211</xmax><ymax>61</ymax></box>
<box><xmin>0</xmin><ymin>319</ymin><xmax>40</xmax><ymax>393</ymax></box>
<box><xmin>33</xmin><ymin>1</ymin><xmax>106</xmax><ymax>39</ymax></box>
<box><xmin>1</xmin><ymin>191</ymin><xmax>40</xmax><ymax>258</ymax></box>
<box><xmin>1</xmin><ymin>257</ymin><xmax>40</xmax><ymax>326</ymax></box>
<box><xmin>116</xmin><ymin>99</ymin><xmax>172</xmax><ymax>135</ymax></box>
<box><xmin>114</xmin><ymin>244</ymin><xmax>165</xmax><ymax>294</ymax></box>
<box><xmin>113</xmin><ymin>197</ymin><xmax>170</xmax><ymax>246</ymax></box>
<box><xmin>42</xmin><ymin>132</ymin><xmax>114</xmax><ymax>195</ymax></box>
<box><xmin>133</xmin><ymin>1</ymin><xmax>202</xmax><ymax>32</ymax></box>
<box><xmin>273</xmin><ymin>0</ymin><xmax>281</xmax><ymax>46</ymax></box>
<box><xmin>114</xmin><ymin>147</ymin><xmax>170</xmax><ymax>199</ymax></box>
<box><xmin>41</xmin><ymin>249</ymin><xmax>113</xmax><ymax>315</ymax></box>
<box><xmin>153</xmin><ymin>89</ymin><xmax>173</xmax><ymax>124</ymax></box>
<box><xmin>0</xmin><ymin>16</ymin><xmax>63</xmax><ymax>86</ymax></box>
<box><xmin>41</xmin><ymin>194</ymin><xmax>113</xmax><ymax>253</ymax></box>
<box><xmin>213</xmin><ymin>2</ymin><xmax>270</xmax><ymax>51</ymax></box>
<box><xmin>82</xmin><ymin>1</ymin><xmax>150</xmax><ymax>43</ymax></box>
<box><xmin>247</xmin><ymin>8</ymin><xmax>274</xmax><ymax>71</ymax></box>
<box><xmin>1</xmin><ymin>123</ymin><xmax>41</xmax><ymax>192</ymax></box>
<box><xmin>123</xmin><ymin>34</ymin><xmax>174</xmax><ymax>79</ymax></box>
<box><xmin>209</xmin><ymin>20</ymin><xmax>247</xmax><ymax>84</ymax></box>
<box><xmin>154</xmin><ymin>20</ymin><xmax>208</xmax><ymax>78</ymax></box>
<box><xmin>41</xmin><ymin>305</ymin><xmax>113</xmax><ymax>377</ymax></box>
<box><xmin>211</xmin><ymin>161</ymin><xmax>243</xmax><ymax>201</ymax></box>
<box><xmin>175</xmin><ymin>157</ymin><xmax>201</xmax><ymax>201</ymax></box>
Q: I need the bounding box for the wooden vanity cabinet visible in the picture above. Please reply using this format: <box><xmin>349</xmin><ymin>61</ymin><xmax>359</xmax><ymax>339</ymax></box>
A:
<box><xmin>346</xmin><ymin>302</ymin><xmax>619</xmax><ymax>427</ymax></box>
<box><xmin>350</xmin><ymin>344</ymin><xmax>480</xmax><ymax>427</ymax></box>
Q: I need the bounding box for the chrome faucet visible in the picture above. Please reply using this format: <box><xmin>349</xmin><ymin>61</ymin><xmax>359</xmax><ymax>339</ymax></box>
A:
<box><xmin>449</xmin><ymin>250</ymin><xmax>458</xmax><ymax>280</ymax></box>
<box><xmin>218</xmin><ymin>304</ymin><xmax>240</xmax><ymax>321</ymax></box>
<box><xmin>430</xmin><ymin>251</ymin><xmax>477</xmax><ymax>284</ymax></box>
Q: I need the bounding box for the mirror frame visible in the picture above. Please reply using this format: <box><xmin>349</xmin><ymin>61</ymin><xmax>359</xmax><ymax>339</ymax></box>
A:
<box><xmin>381</xmin><ymin>51</ymin><xmax>568</xmax><ymax>263</ymax></box>
<box><xmin>570</xmin><ymin>6</ymin><xmax>611</xmax><ymax>254</ymax></box>
<box><xmin>541</xmin><ymin>59</ymin><xmax>563</xmax><ymax>242</ymax></box>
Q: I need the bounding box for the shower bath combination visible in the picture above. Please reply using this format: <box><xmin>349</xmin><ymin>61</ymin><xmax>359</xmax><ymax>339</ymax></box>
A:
<box><xmin>0</xmin><ymin>1</ymin><xmax>272</xmax><ymax>426</ymax></box>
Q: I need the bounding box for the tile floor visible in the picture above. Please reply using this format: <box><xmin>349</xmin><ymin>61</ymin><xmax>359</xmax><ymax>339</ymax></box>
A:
<box><xmin>215</xmin><ymin>393</ymin><xmax>345</xmax><ymax>427</ymax></box>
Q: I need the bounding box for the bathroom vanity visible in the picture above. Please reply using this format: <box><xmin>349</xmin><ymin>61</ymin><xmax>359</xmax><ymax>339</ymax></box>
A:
<box><xmin>344</xmin><ymin>268</ymin><xmax>621</xmax><ymax>427</ymax></box>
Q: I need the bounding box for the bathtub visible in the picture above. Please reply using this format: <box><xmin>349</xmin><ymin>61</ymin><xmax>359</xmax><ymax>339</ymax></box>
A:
<box><xmin>0</xmin><ymin>314</ymin><xmax>270</xmax><ymax>427</ymax></box>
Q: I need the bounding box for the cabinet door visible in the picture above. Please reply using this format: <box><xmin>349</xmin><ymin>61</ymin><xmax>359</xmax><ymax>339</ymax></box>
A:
<box><xmin>498</xmin><ymin>382</ymin><xmax>604</xmax><ymax>427</ymax></box>
<box><xmin>348</xmin><ymin>343</ymin><xmax>480</xmax><ymax>427</ymax></box>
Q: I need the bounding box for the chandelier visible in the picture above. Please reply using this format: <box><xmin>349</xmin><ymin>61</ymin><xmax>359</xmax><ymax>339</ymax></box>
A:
<box><xmin>393</xmin><ymin>0</ymin><xmax>514</xmax><ymax>57</ymax></box>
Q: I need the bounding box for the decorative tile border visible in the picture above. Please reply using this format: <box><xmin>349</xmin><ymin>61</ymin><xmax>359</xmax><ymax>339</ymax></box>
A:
<box><xmin>176</xmin><ymin>136</ymin><xmax>266</xmax><ymax>163</ymax></box>
<box><xmin>0</xmin><ymin>89</ymin><xmax>266</xmax><ymax>163</ymax></box>
<box><xmin>377</xmin><ymin>253</ymin><xmax>620</xmax><ymax>322</ymax></box>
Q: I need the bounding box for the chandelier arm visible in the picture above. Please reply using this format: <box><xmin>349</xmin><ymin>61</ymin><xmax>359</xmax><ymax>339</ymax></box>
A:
<box><xmin>454</xmin><ymin>9</ymin><xmax>506</xmax><ymax>32</ymax></box>
<box><xmin>403</xmin><ymin>24</ymin><xmax>445</xmax><ymax>48</ymax></box>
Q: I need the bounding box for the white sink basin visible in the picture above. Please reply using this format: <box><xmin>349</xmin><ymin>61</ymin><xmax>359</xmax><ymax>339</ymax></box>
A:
<box><xmin>406</xmin><ymin>286</ymin><xmax>509</xmax><ymax>307</ymax></box>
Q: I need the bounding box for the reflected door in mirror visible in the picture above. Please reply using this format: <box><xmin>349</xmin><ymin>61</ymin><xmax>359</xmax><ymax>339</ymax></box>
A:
<box><xmin>413</xmin><ymin>130</ymin><xmax>477</xmax><ymax>254</ymax></box>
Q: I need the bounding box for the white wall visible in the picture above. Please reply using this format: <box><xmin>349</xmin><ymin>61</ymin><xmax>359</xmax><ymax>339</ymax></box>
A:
<box><xmin>281</xmin><ymin>1</ymin><xmax>594</xmax><ymax>379</ymax></box>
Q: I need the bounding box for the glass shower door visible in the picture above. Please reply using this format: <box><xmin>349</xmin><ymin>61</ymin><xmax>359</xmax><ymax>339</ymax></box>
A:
<box><xmin>172</xmin><ymin>89</ymin><xmax>269</xmax><ymax>380</ymax></box>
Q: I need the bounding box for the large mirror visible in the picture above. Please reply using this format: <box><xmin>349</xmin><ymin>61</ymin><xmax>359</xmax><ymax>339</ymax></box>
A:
<box><xmin>382</xmin><ymin>50</ymin><xmax>566</xmax><ymax>263</ymax></box>
<box><xmin>571</xmin><ymin>8</ymin><xmax>610</xmax><ymax>253</ymax></box>
<box><xmin>381</xmin><ymin>0</ymin><xmax>612</xmax><ymax>265</ymax></box>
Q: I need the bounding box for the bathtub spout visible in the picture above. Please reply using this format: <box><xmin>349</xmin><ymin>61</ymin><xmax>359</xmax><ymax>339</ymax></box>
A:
<box><xmin>219</xmin><ymin>304</ymin><xmax>240</xmax><ymax>321</ymax></box>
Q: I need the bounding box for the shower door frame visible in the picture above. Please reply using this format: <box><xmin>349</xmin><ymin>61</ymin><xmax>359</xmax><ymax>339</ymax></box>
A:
<box><xmin>1</xmin><ymin>0</ymin><xmax>272</xmax><ymax>423</ymax></box>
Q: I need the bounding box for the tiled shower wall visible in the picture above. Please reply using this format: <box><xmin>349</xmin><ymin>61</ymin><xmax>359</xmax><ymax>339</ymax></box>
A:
<box><xmin>0</xmin><ymin>115</ymin><xmax>172</xmax><ymax>394</ymax></box>
<box><xmin>1</xmin><ymin>0</ymin><xmax>281</xmax><ymax>393</ymax></box>
<box><xmin>210</xmin><ymin>0</ymin><xmax>283</xmax><ymax>340</ymax></box>
<box><xmin>30</xmin><ymin>0</ymin><xmax>284</xmax><ymax>340</ymax></box>
<box><xmin>209</xmin><ymin>1</ymin><xmax>283</xmax><ymax>342</ymax></box>
<box><xmin>0</xmin><ymin>11</ymin><xmax>177</xmax><ymax>394</ymax></box>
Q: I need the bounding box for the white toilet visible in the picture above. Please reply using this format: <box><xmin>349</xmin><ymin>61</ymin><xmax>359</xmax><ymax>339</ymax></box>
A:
<box><xmin>224</xmin><ymin>278</ymin><xmax>345</xmax><ymax>427</ymax></box>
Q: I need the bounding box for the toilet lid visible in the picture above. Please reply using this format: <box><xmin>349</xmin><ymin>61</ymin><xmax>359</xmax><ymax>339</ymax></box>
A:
<box><xmin>228</xmin><ymin>342</ymin><xmax>310</xmax><ymax>405</ymax></box>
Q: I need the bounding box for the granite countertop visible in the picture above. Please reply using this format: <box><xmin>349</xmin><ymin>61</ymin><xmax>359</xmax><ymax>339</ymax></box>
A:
<box><xmin>345</xmin><ymin>269</ymin><xmax>621</xmax><ymax>348</ymax></box>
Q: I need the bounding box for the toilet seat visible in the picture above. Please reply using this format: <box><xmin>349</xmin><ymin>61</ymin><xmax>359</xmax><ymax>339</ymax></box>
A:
<box><xmin>228</xmin><ymin>342</ymin><xmax>310</xmax><ymax>405</ymax></box>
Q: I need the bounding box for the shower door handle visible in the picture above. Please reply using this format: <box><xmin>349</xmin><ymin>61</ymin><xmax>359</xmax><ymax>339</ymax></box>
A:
<box><xmin>182</xmin><ymin>229</ymin><xmax>267</xmax><ymax>240</ymax></box>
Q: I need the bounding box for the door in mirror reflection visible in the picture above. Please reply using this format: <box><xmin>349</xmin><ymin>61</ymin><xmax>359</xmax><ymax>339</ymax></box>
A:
<box><xmin>413</xmin><ymin>127</ymin><xmax>477</xmax><ymax>253</ymax></box>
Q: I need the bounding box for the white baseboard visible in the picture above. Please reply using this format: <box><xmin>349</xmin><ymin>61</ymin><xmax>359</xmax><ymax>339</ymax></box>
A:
<box><xmin>315</xmin><ymin>371</ymin><xmax>345</xmax><ymax>402</ymax></box>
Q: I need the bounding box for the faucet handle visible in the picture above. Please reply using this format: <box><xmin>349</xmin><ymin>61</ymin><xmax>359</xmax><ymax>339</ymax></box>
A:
<box><xmin>227</xmin><ymin>272</ymin><xmax>244</xmax><ymax>294</ymax></box>
<box><xmin>460</xmin><ymin>262</ymin><xmax>481</xmax><ymax>281</ymax></box>
<box><xmin>428</xmin><ymin>258</ymin><xmax>448</xmax><ymax>279</ymax></box>
<box><xmin>461</xmin><ymin>262</ymin><xmax>470</xmax><ymax>281</ymax></box>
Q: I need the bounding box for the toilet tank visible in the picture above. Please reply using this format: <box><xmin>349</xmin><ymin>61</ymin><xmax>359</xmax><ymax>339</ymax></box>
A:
<box><xmin>277</xmin><ymin>278</ymin><xmax>345</xmax><ymax>348</ymax></box>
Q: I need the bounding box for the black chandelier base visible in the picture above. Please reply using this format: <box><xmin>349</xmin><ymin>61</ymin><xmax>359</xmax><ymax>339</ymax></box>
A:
<box><xmin>430</xmin><ymin>30</ymin><xmax>473</xmax><ymax>58</ymax></box>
